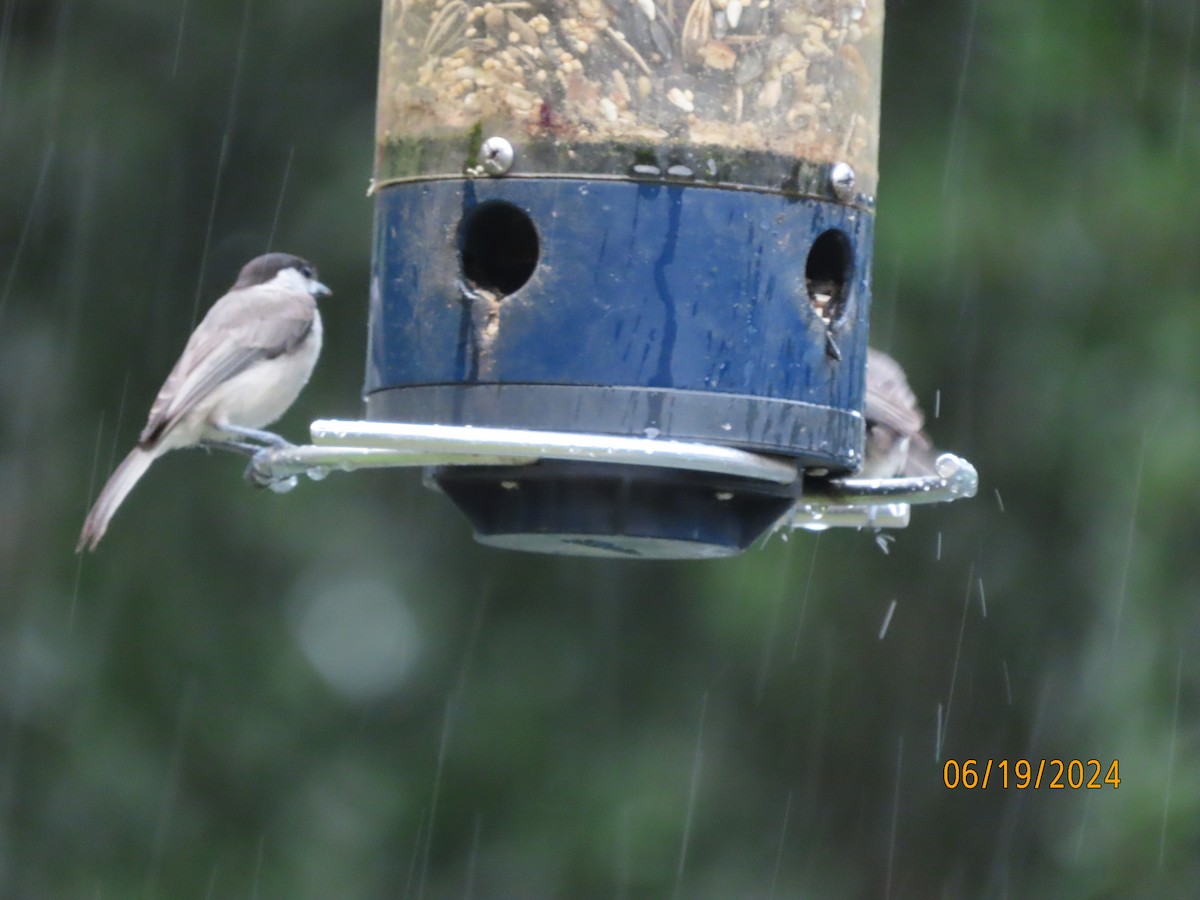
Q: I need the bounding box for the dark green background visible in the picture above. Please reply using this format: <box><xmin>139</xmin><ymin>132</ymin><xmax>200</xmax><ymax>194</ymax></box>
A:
<box><xmin>3</xmin><ymin>1</ymin><xmax>1198</xmax><ymax>896</ymax></box>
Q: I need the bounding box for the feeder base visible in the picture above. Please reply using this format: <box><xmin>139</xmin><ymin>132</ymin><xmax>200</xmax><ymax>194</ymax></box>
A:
<box><xmin>431</xmin><ymin>461</ymin><xmax>799</xmax><ymax>559</ymax></box>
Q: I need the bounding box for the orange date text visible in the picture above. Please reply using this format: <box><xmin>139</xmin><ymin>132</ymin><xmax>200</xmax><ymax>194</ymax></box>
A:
<box><xmin>942</xmin><ymin>758</ymin><xmax>1120</xmax><ymax>790</ymax></box>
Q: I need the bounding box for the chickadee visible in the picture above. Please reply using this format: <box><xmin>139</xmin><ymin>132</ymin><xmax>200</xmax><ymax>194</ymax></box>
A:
<box><xmin>76</xmin><ymin>253</ymin><xmax>331</xmax><ymax>552</ymax></box>
<box><xmin>862</xmin><ymin>347</ymin><xmax>935</xmax><ymax>478</ymax></box>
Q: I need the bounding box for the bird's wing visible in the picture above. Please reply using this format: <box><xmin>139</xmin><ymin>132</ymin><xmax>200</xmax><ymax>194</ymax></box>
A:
<box><xmin>139</xmin><ymin>288</ymin><xmax>315</xmax><ymax>446</ymax></box>
<box><xmin>864</xmin><ymin>348</ymin><xmax>925</xmax><ymax>436</ymax></box>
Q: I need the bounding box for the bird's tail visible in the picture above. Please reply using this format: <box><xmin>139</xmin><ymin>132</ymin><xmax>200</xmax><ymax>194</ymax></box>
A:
<box><xmin>76</xmin><ymin>446</ymin><xmax>158</xmax><ymax>553</ymax></box>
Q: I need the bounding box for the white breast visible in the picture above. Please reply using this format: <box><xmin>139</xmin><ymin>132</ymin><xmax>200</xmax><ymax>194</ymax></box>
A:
<box><xmin>206</xmin><ymin>310</ymin><xmax>323</xmax><ymax>431</ymax></box>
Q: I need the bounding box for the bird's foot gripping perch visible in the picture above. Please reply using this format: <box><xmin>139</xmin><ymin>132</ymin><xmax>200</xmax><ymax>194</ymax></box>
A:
<box><xmin>205</xmin><ymin>430</ymin><xmax>296</xmax><ymax>461</ymax></box>
<box><xmin>244</xmin><ymin>444</ymin><xmax>313</xmax><ymax>493</ymax></box>
<box><xmin>219</xmin><ymin>423</ymin><xmax>296</xmax><ymax>448</ymax></box>
<box><xmin>200</xmin><ymin>426</ymin><xmax>300</xmax><ymax>491</ymax></box>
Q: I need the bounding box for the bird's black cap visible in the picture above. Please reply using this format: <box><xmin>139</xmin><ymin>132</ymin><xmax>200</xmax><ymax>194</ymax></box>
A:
<box><xmin>233</xmin><ymin>252</ymin><xmax>318</xmax><ymax>289</ymax></box>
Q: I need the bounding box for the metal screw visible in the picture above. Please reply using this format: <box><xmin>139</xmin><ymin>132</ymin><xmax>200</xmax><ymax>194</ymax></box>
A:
<box><xmin>830</xmin><ymin>162</ymin><xmax>855</xmax><ymax>201</ymax></box>
<box><xmin>479</xmin><ymin>136</ymin><xmax>514</xmax><ymax>176</ymax></box>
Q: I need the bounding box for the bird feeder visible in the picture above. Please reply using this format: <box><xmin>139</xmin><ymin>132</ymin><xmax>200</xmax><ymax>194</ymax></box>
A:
<box><xmin>252</xmin><ymin>0</ymin><xmax>977</xmax><ymax>557</ymax></box>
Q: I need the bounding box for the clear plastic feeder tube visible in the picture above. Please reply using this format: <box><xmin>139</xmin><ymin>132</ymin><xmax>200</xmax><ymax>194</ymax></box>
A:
<box><xmin>376</xmin><ymin>0</ymin><xmax>883</xmax><ymax>197</ymax></box>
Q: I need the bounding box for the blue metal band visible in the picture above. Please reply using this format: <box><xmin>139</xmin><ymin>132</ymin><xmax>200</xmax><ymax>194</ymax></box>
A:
<box><xmin>368</xmin><ymin>176</ymin><xmax>871</xmax><ymax>468</ymax></box>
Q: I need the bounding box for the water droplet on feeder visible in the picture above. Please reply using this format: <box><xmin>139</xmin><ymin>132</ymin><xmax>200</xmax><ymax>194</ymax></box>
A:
<box><xmin>269</xmin><ymin>475</ymin><xmax>300</xmax><ymax>494</ymax></box>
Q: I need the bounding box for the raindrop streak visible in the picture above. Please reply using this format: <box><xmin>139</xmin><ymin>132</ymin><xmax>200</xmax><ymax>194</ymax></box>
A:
<box><xmin>1112</xmin><ymin>420</ymin><xmax>1158</xmax><ymax>653</ymax></box>
<box><xmin>993</xmin><ymin>488</ymin><xmax>1005</xmax><ymax>512</ymax></box>
<box><xmin>74</xmin><ymin>373</ymin><xmax>129</xmax><ymax>627</ymax></box>
<box><xmin>755</xmin><ymin>550</ymin><xmax>793</xmax><ymax>701</ymax></box>
<box><xmin>614</xmin><ymin>807</ymin><xmax>633</xmax><ymax>898</ymax></box>
<box><xmin>266</xmin><ymin>145</ymin><xmax>295</xmax><ymax>252</ymax></box>
<box><xmin>454</xmin><ymin>578</ymin><xmax>492</xmax><ymax>696</ymax></box>
<box><xmin>42</xmin><ymin>0</ymin><xmax>70</xmax><ymax>143</ymax></box>
<box><xmin>60</xmin><ymin>136</ymin><xmax>100</xmax><ymax>357</ymax></box>
<box><xmin>933</xmin><ymin>388</ymin><xmax>941</xmax><ymax>420</ymax></box>
<box><xmin>1134</xmin><ymin>0</ymin><xmax>1154</xmax><ymax>98</ymax></box>
<box><xmin>934</xmin><ymin>703</ymin><xmax>943</xmax><ymax>762</ymax></box>
<box><xmin>0</xmin><ymin>607</ymin><xmax>31</xmax><ymax>838</ymax></box>
<box><xmin>191</xmin><ymin>0</ymin><xmax>254</xmax><ymax>329</ymax></box>
<box><xmin>1001</xmin><ymin>659</ymin><xmax>1012</xmax><ymax>706</ymax></box>
<box><xmin>1072</xmin><ymin>791</ymin><xmax>1094</xmax><ymax>865</ymax></box>
<box><xmin>146</xmin><ymin>678</ymin><xmax>198</xmax><ymax>899</ymax></box>
<box><xmin>401</xmin><ymin>811</ymin><xmax>428</xmax><ymax>899</ymax></box>
<box><xmin>0</xmin><ymin>0</ymin><xmax>16</xmax><ymax>104</ymax></box>
<box><xmin>70</xmin><ymin>411</ymin><xmax>109</xmax><ymax>631</ymax></box>
<box><xmin>105</xmin><ymin>372</ymin><xmax>133</xmax><ymax>488</ymax></box>
<box><xmin>1158</xmin><ymin>648</ymin><xmax>1183</xmax><ymax>869</ymax></box>
<box><xmin>672</xmin><ymin>692</ymin><xmax>708</xmax><ymax>900</ymax></box>
<box><xmin>767</xmin><ymin>790</ymin><xmax>793</xmax><ymax>899</ymax></box>
<box><xmin>204</xmin><ymin>864</ymin><xmax>221</xmax><ymax>899</ymax></box>
<box><xmin>878</xmin><ymin>598</ymin><xmax>897</xmax><ymax>640</ymax></box>
<box><xmin>884</xmin><ymin>737</ymin><xmax>904</xmax><ymax>900</ymax></box>
<box><xmin>171</xmin><ymin>0</ymin><xmax>189</xmax><ymax>78</ymax></box>
<box><xmin>941</xmin><ymin>0</ymin><xmax>980</xmax><ymax>198</ymax></box>
<box><xmin>939</xmin><ymin>563</ymin><xmax>975</xmax><ymax>761</ymax></box>
<box><xmin>416</xmin><ymin>695</ymin><xmax>457</xmax><ymax>900</ymax></box>
<box><xmin>977</xmin><ymin>577</ymin><xmax>987</xmax><ymax>618</ymax></box>
<box><xmin>0</xmin><ymin>142</ymin><xmax>56</xmax><ymax>324</ymax></box>
<box><xmin>935</xmin><ymin>531</ymin><xmax>943</xmax><ymax>562</ymax></box>
<box><xmin>463</xmin><ymin>813</ymin><xmax>483</xmax><ymax>900</ymax></box>
<box><xmin>789</xmin><ymin>533</ymin><xmax>822</xmax><ymax>661</ymax></box>
<box><xmin>1175</xmin><ymin>1</ymin><xmax>1198</xmax><ymax>160</ymax></box>
<box><xmin>250</xmin><ymin>833</ymin><xmax>266</xmax><ymax>900</ymax></box>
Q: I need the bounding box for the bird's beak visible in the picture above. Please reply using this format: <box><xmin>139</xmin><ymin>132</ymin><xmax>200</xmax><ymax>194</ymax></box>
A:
<box><xmin>310</xmin><ymin>279</ymin><xmax>332</xmax><ymax>299</ymax></box>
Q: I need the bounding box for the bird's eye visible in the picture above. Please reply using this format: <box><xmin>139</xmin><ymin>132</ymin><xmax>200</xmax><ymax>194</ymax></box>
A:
<box><xmin>300</xmin><ymin>265</ymin><xmax>314</xmax><ymax>279</ymax></box>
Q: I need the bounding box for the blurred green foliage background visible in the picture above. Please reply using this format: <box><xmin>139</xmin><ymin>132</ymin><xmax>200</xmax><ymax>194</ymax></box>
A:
<box><xmin>3</xmin><ymin>0</ymin><xmax>1199</xmax><ymax>896</ymax></box>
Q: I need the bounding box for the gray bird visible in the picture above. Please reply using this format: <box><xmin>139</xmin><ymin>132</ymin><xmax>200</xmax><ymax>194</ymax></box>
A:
<box><xmin>862</xmin><ymin>347</ymin><xmax>935</xmax><ymax>478</ymax></box>
<box><xmin>77</xmin><ymin>253</ymin><xmax>331</xmax><ymax>552</ymax></box>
